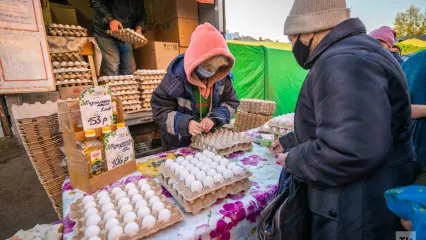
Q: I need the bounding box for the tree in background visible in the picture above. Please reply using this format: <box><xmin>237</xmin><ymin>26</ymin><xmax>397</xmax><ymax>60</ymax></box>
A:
<box><xmin>394</xmin><ymin>5</ymin><xmax>426</xmax><ymax>37</ymax></box>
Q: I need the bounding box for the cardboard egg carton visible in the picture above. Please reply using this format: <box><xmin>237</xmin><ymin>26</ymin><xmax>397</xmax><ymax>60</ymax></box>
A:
<box><xmin>53</xmin><ymin>67</ymin><xmax>90</xmax><ymax>73</ymax></box>
<box><xmin>267</xmin><ymin>113</ymin><xmax>295</xmax><ymax>130</ymax></box>
<box><xmin>52</xmin><ymin>61</ymin><xmax>89</xmax><ymax>69</ymax></box>
<box><xmin>70</xmin><ymin>179</ymin><xmax>183</xmax><ymax>239</ymax></box>
<box><xmin>141</xmin><ymin>93</ymin><xmax>152</xmax><ymax>99</ymax></box>
<box><xmin>123</xmin><ymin>104</ymin><xmax>143</xmax><ymax>112</ymax></box>
<box><xmin>116</xmin><ymin>94</ymin><xmax>139</xmax><ymax>101</ymax></box>
<box><xmin>140</xmin><ymin>79</ymin><xmax>161</xmax><ymax>85</ymax></box>
<box><xmin>107</xmin><ymin>29</ymin><xmax>148</xmax><ymax>45</ymax></box>
<box><xmin>55</xmin><ymin>72</ymin><xmax>91</xmax><ymax>80</ymax></box>
<box><xmin>139</xmin><ymin>84</ymin><xmax>158</xmax><ymax>90</ymax></box>
<box><xmin>112</xmin><ymin>90</ymin><xmax>139</xmax><ymax>96</ymax></box>
<box><xmin>56</xmin><ymin>79</ymin><xmax>93</xmax><ymax>86</ymax></box>
<box><xmin>122</xmin><ymin>100</ymin><xmax>142</xmax><ymax>105</ymax></box>
<box><xmin>234</xmin><ymin>110</ymin><xmax>273</xmax><ymax>132</ymax></box>
<box><xmin>134</xmin><ymin>69</ymin><xmax>166</xmax><ymax>76</ymax></box>
<box><xmin>98</xmin><ymin>75</ymin><xmax>135</xmax><ymax>83</ymax></box>
<box><xmin>158</xmin><ymin>174</ymin><xmax>251</xmax><ymax>215</ymax></box>
<box><xmin>50</xmin><ymin>52</ymin><xmax>84</xmax><ymax>62</ymax></box>
<box><xmin>110</xmin><ymin>85</ymin><xmax>139</xmax><ymax>92</ymax></box>
<box><xmin>49</xmin><ymin>24</ymin><xmax>88</xmax><ymax>37</ymax></box>
<box><xmin>104</xmin><ymin>81</ymin><xmax>138</xmax><ymax>87</ymax></box>
<box><xmin>239</xmin><ymin>99</ymin><xmax>276</xmax><ymax>116</ymax></box>
<box><xmin>190</xmin><ymin>129</ymin><xmax>254</xmax><ymax>156</ymax></box>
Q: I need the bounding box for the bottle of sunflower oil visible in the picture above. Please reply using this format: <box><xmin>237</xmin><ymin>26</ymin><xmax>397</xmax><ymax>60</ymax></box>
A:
<box><xmin>112</xmin><ymin>98</ymin><xmax>118</xmax><ymax>124</ymax></box>
<box><xmin>77</xmin><ymin>129</ymin><xmax>104</xmax><ymax>178</ymax></box>
<box><xmin>101</xmin><ymin>126</ymin><xmax>112</xmax><ymax>171</ymax></box>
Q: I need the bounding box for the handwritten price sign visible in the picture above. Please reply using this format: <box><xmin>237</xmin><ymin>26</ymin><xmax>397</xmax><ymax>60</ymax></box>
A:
<box><xmin>104</xmin><ymin>129</ymin><xmax>134</xmax><ymax>169</ymax></box>
<box><xmin>79</xmin><ymin>86</ymin><xmax>113</xmax><ymax>130</ymax></box>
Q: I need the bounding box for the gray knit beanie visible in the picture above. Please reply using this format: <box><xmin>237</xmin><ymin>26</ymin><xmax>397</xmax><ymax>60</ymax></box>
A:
<box><xmin>284</xmin><ymin>0</ymin><xmax>350</xmax><ymax>35</ymax></box>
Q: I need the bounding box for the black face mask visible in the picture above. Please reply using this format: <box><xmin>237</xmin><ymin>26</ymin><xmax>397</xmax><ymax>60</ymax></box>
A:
<box><xmin>292</xmin><ymin>34</ymin><xmax>314</xmax><ymax>69</ymax></box>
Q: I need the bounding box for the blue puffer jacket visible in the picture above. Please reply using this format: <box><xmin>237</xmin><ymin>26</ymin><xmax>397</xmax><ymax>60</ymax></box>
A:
<box><xmin>283</xmin><ymin>18</ymin><xmax>418</xmax><ymax>240</ymax></box>
<box><xmin>151</xmin><ymin>55</ymin><xmax>239</xmax><ymax>150</ymax></box>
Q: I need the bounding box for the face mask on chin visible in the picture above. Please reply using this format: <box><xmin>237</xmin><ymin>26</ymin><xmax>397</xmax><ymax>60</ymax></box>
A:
<box><xmin>292</xmin><ymin>34</ymin><xmax>314</xmax><ymax>70</ymax></box>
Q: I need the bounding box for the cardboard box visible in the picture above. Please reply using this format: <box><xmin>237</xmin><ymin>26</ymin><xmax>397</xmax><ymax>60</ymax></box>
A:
<box><xmin>134</xmin><ymin>42</ymin><xmax>179</xmax><ymax>70</ymax></box>
<box><xmin>59</xmin><ymin>86</ymin><xmax>92</xmax><ymax>100</ymax></box>
<box><xmin>21</xmin><ymin>92</ymin><xmax>60</xmax><ymax>104</ymax></box>
<box><xmin>50</xmin><ymin>4</ymin><xmax>78</xmax><ymax>25</ymax></box>
<box><xmin>179</xmin><ymin>47</ymin><xmax>188</xmax><ymax>54</ymax></box>
<box><xmin>155</xmin><ymin>18</ymin><xmax>198</xmax><ymax>47</ymax></box>
<box><xmin>153</xmin><ymin>0</ymin><xmax>199</xmax><ymax>24</ymax></box>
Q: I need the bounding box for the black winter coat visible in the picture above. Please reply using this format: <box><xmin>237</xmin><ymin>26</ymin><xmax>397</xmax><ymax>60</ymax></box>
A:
<box><xmin>281</xmin><ymin>18</ymin><xmax>417</xmax><ymax>239</ymax></box>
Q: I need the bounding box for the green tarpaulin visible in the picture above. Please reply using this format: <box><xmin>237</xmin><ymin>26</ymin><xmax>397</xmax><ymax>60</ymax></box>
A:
<box><xmin>228</xmin><ymin>42</ymin><xmax>308</xmax><ymax>116</ymax></box>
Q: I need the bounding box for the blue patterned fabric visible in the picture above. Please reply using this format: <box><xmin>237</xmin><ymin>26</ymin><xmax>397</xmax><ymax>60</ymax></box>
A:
<box><xmin>385</xmin><ymin>186</ymin><xmax>426</xmax><ymax>239</ymax></box>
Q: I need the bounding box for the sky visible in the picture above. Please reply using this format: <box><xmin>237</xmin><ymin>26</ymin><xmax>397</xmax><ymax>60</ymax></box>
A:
<box><xmin>225</xmin><ymin>0</ymin><xmax>426</xmax><ymax>42</ymax></box>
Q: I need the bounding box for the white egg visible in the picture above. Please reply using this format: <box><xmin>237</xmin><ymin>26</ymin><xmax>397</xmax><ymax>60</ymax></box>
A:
<box><xmin>115</xmin><ymin>191</ymin><xmax>127</xmax><ymax>201</ymax></box>
<box><xmin>207</xmin><ymin>169</ymin><xmax>217</xmax><ymax>177</ymax></box>
<box><xmin>190</xmin><ymin>167</ymin><xmax>200</xmax><ymax>175</ymax></box>
<box><xmin>84</xmin><ymin>225</ymin><xmax>100</xmax><ymax>238</ymax></box>
<box><xmin>124</xmin><ymin>222</ymin><xmax>139</xmax><ymax>236</ymax></box>
<box><xmin>152</xmin><ymin>201</ymin><xmax>165</xmax><ymax>212</ymax></box>
<box><xmin>185</xmin><ymin>155</ymin><xmax>194</xmax><ymax>161</ymax></box>
<box><xmin>211</xmin><ymin>162</ymin><xmax>219</xmax><ymax>169</ymax></box>
<box><xmin>132</xmin><ymin>194</ymin><xmax>143</xmax><ymax>203</ymax></box>
<box><xmin>203</xmin><ymin>176</ymin><xmax>215</xmax><ymax>188</ymax></box>
<box><xmin>174</xmin><ymin>165</ymin><xmax>184</xmax><ymax>175</ymax></box>
<box><xmin>204</xmin><ymin>158</ymin><xmax>213</xmax><ymax>165</ymax></box>
<box><xmin>179</xmin><ymin>170</ymin><xmax>190</xmax><ymax>181</ymax></box>
<box><xmin>198</xmin><ymin>155</ymin><xmax>207</xmax><ymax>163</ymax></box>
<box><xmin>196</xmin><ymin>171</ymin><xmax>207</xmax><ymax>181</ymax></box>
<box><xmin>227</xmin><ymin>163</ymin><xmax>237</xmax><ymax>170</ymax></box>
<box><xmin>202</xmin><ymin>150</ymin><xmax>211</xmax><ymax>156</ymax></box>
<box><xmin>208</xmin><ymin>152</ymin><xmax>216</xmax><ymax>159</ymax></box>
<box><xmin>144</xmin><ymin>190</ymin><xmax>155</xmax><ymax>199</ymax></box>
<box><xmin>125</xmin><ymin>182</ymin><xmax>136</xmax><ymax>190</ymax></box>
<box><xmin>213</xmin><ymin>174</ymin><xmax>225</xmax><ymax>184</ymax></box>
<box><xmin>195</xmin><ymin>162</ymin><xmax>204</xmax><ymax>169</ymax></box>
<box><xmin>123</xmin><ymin>211</ymin><xmax>137</xmax><ymax>223</ymax></box>
<box><xmin>185</xmin><ymin>174</ymin><xmax>196</xmax><ymax>187</ymax></box>
<box><xmin>223</xmin><ymin>169</ymin><xmax>235</xmax><ymax>179</ymax></box>
<box><xmin>232</xmin><ymin>166</ymin><xmax>245</xmax><ymax>176</ymax></box>
<box><xmin>99</xmin><ymin>195</ymin><xmax>112</xmax><ymax>205</ymax></box>
<box><xmin>97</xmin><ymin>191</ymin><xmax>109</xmax><ymax>199</ymax></box>
<box><xmin>141</xmin><ymin>215</ymin><xmax>156</xmax><ymax>229</ymax></box>
<box><xmin>103</xmin><ymin>210</ymin><xmax>118</xmax><ymax>221</ymax></box>
<box><xmin>195</xmin><ymin>152</ymin><xmax>203</xmax><ymax>159</ymax></box>
<box><xmin>86</xmin><ymin>214</ymin><xmax>101</xmax><ymax>226</ymax></box>
<box><xmin>217</xmin><ymin>165</ymin><xmax>227</xmax><ymax>174</ymax></box>
<box><xmin>127</xmin><ymin>188</ymin><xmax>139</xmax><ymax>197</ymax></box>
<box><xmin>135</xmin><ymin>199</ymin><xmax>148</xmax><ymax>209</ymax></box>
<box><xmin>112</xmin><ymin>187</ymin><xmax>123</xmax><ymax>194</ymax></box>
<box><xmin>165</xmin><ymin>159</ymin><xmax>174</xmax><ymax>169</ymax></box>
<box><xmin>82</xmin><ymin>195</ymin><xmax>95</xmax><ymax>204</ymax></box>
<box><xmin>120</xmin><ymin>204</ymin><xmax>133</xmax><ymax>215</ymax></box>
<box><xmin>102</xmin><ymin>202</ymin><xmax>114</xmax><ymax>213</ymax></box>
<box><xmin>181</xmin><ymin>160</ymin><xmax>190</xmax><ymax>167</ymax></box>
<box><xmin>137</xmin><ymin>205</ymin><xmax>151</xmax><ymax>217</ymax></box>
<box><xmin>89</xmin><ymin>237</ymin><xmax>102</xmax><ymax>240</ymax></box>
<box><xmin>105</xmin><ymin>218</ymin><xmax>120</xmax><ymax>231</ymax></box>
<box><xmin>108</xmin><ymin>225</ymin><xmax>123</xmax><ymax>240</ymax></box>
<box><xmin>190</xmin><ymin>158</ymin><xmax>199</xmax><ymax>165</ymax></box>
<box><xmin>138</xmin><ymin>179</ymin><xmax>148</xmax><ymax>186</ymax></box>
<box><xmin>176</xmin><ymin>156</ymin><xmax>185</xmax><ymax>163</ymax></box>
<box><xmin>118</xmin><ymin>197</ymin><xmax>130</xmax><ymax>208</ymax></box>
<box><xmin>158</xmin><ymin>209</ymin><xmax>172</xmax><ymax>222</ymax></box>
<box><xmin>84</xmin><ymin>201</ymin><xmax>96</xmax><ymax>210</ymax></box>
<box><xmin>148</xmin><ymin>196</ymin><xmax>160</xmax><ymax>205</ymax></box>
<box><xmin>201</xmin><ymin>164</ymin><xmax>211</xmax><ymax>172</ymax></box>
<box><xmin>169</xmin><ymin>162</ymin><xmax>178</xmax><ymax>171</ymax></box>
<box><xmin>191</xmin><ymin>181</ymin><xmax>203</xmax><ymax>193</ymax></box>
<box><xmin>213</xmin><ymin>155</ymin><xmax>222</xmax><ymax>162</ymax></box>
<box><xmin>85</xmin><ymin>208</ymin><xmax>99</xmax><ymax>218</ymax></box>
<box><xmin>140</xmin><ymin>183</ymin><xmax>152</xmax><ymax>192</ymax></box>
<box><xmin>220</xmin><ymin>158</ymin><xmax>229</xmax><ymax>166</ymax></box>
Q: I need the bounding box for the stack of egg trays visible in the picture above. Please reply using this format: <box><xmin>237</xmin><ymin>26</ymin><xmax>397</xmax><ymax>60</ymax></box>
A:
<box><xmin>134</xmin><ymin>70</ymin><xmax>166</xmax><ymax>110</ymax></box>
<box><xmin>234</xmin><ymin>110</ymin><xmax>273</xmax><ymax>131</ymax></box>
<box><xmin>158</xmin><ymin>164</ymin><xmax>251</xmax><ymax>215</ymax></box>
<box><xmin>98</xmin><ymin>75</ymin><xmax>143</xmax><ymax>112</ymax></box>
<box><xmin>53</xmin><ymin>61</ymin><xmax>92</xmax><ymax>87</ymax></box>
<box><xmin>239</xmin><ymin>99</ymin><xmax>276</xmax><ymax>116</ymax></box>
<box><xmin>107</xmin><ymin>29</ymin><xmax>148</xmax><ymax>45</ymax></box>
<box><xmin>49</xmin><ymin>23</ymin><xmax>88</xmax><ymax>37</ymax></box>
<box><xmin>50</xmin><ymin>52</ymin><xmax>84</xmax><ymax>62</ymax></box>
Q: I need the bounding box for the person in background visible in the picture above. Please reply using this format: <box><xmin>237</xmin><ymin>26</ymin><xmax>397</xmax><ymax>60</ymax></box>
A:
<box><xmin>91</xmin><ymin>0</ymin><xmax>146</xmax><ymax>76</ymax></box>
<box><xmin>151</xmin><ymin>23</ymin><xmax>239</xmax><ymax>150</ymax></box>
<box><xmin>273</xmin><ymin>0</ymin><xmax>417</xmax><ymax>238</ymax></box>
<box><xmin>391</xmin><ymin>45</ymin><xmax>402</xmax><ymax>56</ymax></box>
<box><xmin>370</xmin><ymin>26</ymin><xmax>404</xmax><ymax>64</ymax></box>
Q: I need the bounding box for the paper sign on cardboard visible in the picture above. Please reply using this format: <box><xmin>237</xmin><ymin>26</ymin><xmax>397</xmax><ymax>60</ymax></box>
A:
<box><xmin>104</xmin><ymin>128</ymin><xmax>135</xmax><ymax>170</ymax></box>
<box><xmin>79</xmin><ymin>86</ymin><xmax>113</xmax><ymax>130</ymax></box>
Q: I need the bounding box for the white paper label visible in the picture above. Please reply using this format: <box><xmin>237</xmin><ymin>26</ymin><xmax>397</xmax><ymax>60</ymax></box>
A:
<box><xmin>104</xmin><ymin>129</ymin><xmax>134</xmax><ymax>169</ymax></box>
<box><xmin>79</xmin><ymin>86</ymin><xmax>113</xmax><ymax>130</ymax></box>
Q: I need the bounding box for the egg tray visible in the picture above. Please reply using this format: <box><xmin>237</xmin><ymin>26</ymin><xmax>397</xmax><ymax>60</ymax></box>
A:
<box><xmin>71</xmin><ymin>179</ymin><xmax>184</xmax><ymax>240</ymax></box>
<box><xmin>158</xmin><ymin>164</ymin><xmax>251</xmax><ymax>202</ymax></box>
<box><xmin>55</xmin><ymin>79</ymin><xmax>92</xmax><ymax>86</ymax></box>
<box><xmin>239</xmin><ymin>99</ymin><xmax>276</xmax><ymax>116</ymax></box>
<box><xmin>139</xmin><ymin>79</ymin><xmax>161</xmax><ymax>85</ymax></box>
<box><xmin>134</xmin><ymin>70</ymin><xmax>166</xmax><ymax>76</ymax></box>
<box><xmin>139</xmin><ymin>84</ymin><xmax>158</xmax><ymax>91</ymax></box>
<box><xmin>115</xmin><ymin>94</ymin><xmax>139</xmax><ymax>101</ymax></box>
<box><xmin>48</xmin><ymin>24</ymin><xmax>88</xmax><ymax>37</ymax></box>
<box><xmin>55</xmin><ymin>72</ymin><xmax>91</xmax><ymax>80</ymax></box>
<box><xmin>104</xmin><ymin>81</ymin><xmax>138</xmax><ymax>87</ymax></box>
<box><xmin>50</xmin><ymin>52</ymin><xmax>84</xmax><ymax>62</ymax></box>
<box><xmin>122</xmin><ymin>100</ymin><xmax>142</xmax><ymax>105</ymax></box>
<box><xmin>141</xmin><ymin>89</ymin><xmax>155</xmax><ymax>94</ymax></box>
<box><xmin>112</xmin><ymin>90</ymin><xmax>139</xmax><ymax>96</ymax></box>
<box><xmin>142</xmin><ymin>103</ymin><xmax>151</xmax><ymax>109</ymax></box>
<box><xmin>52</xmin><ymin>61</ymin><xmax>89</xmax><ymax>69</ymax></box>
<box><xmin>141</xmin><ymin>93</ymin><xmax>153</xmax><ymax>99</ymax></box>
<box><xmin>234</xmin><ymin>110</ymin><xmax>273</xmax><ymax>132</ymax></box>
<box><xmin>53</xmin><ymin>67</ymin><xmax>90</xmax><ymax>74</ymax></box>
<box><xmin>158</xmin><ymin>174</ymin><xmax>251</xmax><ymax>215</ymax></box>
<box><xmin>110</xmin><ymin>85</ymin><xmax>139</xmax><ymax>92</ymax></box>
<box><xmin>107</xmin><ymin>29</ymin><xmax>148</xmax><ymax>45</ymax></box>
<box><xmin>123</xmin><ymin>104</ymin><xmax>143</xmax><ymax>112</ymax></box>
<box><xmin>98</xmin><ymin>75</ymin><xmax>135</xmax><ymax>83</ymax></box>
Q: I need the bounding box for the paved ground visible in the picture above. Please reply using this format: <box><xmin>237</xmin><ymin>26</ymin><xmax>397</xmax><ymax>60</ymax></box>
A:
<box><xmin>0</xmin><ymin>137</ymin><xmax>58</xmax><ymax>239</ymax></box>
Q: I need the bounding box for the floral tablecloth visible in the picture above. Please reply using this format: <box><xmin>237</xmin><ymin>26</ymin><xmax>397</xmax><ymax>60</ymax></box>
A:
<box><xmin>61</xmin><ymin>131</ymin><xmax>282</xmax><ymax>240</ymax></box>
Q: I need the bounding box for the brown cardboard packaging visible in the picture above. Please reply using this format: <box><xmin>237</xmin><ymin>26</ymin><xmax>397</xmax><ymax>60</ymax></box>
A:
<box><xmin>50</xmin><ymin>4</ymin><xmax>79</xmax><ymax>25</ymax></box>
<box><xmin>58</xmin><ymin>99</ymin><xmax>136</xmax><ymax>193</ymax></box>
<box><xmin>21</xmin><ymin>92</ymin><xmax>60</xmax><ymax>104</ymax></box>
<box><xmin>59</xmin><ymin>86</ymin><xmax>92</xmax><ymax>100</ymax></box>
<box><xmin>155</xmin><ymin>18</ymin><xmax>198</xmax><ymax>47</ymax></box>
<box><xmin>134</xmin><ymin>42</ymin><xmax>179</xmax><ymax>70</ymax></box>
<box><xmin>153</xmin><ymin>0</ymin><xmax>199</xmax><ymax>24</ymax></box>
<box><xmin>179</xmin><ymin>47</ymin><xmax>188</xmax><ymax>54</ymax></box>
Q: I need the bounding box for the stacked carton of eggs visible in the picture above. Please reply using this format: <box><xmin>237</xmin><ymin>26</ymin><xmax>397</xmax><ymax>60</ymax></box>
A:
<box><xmin>235</xmin><ymin>99</ymin><xmax>276</xmax><ymax>131</ymax></box>
<box><xmin>107</xmin><ymin>29</ymin><xmax>148</xmax><ymax>45</ymax></box>
<box><xmin>239</xmin><ymin>99</ymin><xmax>276</xmax><ymax>115</ymax></box>
<box><xmin>158</xmin><ymin>151</ymin><xmax>251</xmax><ymax>214</ymax></box>
<box><xmin>52</xmin><ymin>61</ymin><xmax>92</xmax><ymax>87</ymax></box>
<box><xmin>51</xmin><ymin>52</ymin><xmax>84</xmax><ymax>62</ymax></box>
<box><xmin>70</xmin><ymin>179</ymin><xmax>183</xmax><ymax>239</ymax></box>
<box><xmin>48</xmin><ymin>24</ymin><xmax>88</xmax><ymax>37</ymax></box>
<box><xmin>267</xmin><ymin>113</ymin><xmax>295</xmax><ymax>137</ymax></box>
<box><xmin>134</xmin><ymin>70</ymin><xmax>166</xmax><ymax>110</ymax></box>
<box><xmin>190</xmin><ymin>129</ymin><xmax>253</xmax><ymax>156</ymax></box>
<box><xmin>98</xmin><ymin>75</ymin><xmax>142</xmax><ymax>113</ymax></box>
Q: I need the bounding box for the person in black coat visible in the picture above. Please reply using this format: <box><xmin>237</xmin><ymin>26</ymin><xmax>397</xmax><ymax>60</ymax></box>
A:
<box><xmin>275</xmin><ymin>0</ymin><xmax>418</xmax><ymax>239</ymax></box>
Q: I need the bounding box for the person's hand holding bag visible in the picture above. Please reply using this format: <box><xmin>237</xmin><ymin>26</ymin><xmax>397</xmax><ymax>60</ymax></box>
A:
<box><xmin>188</xmin><ymin>120</ymin><xmax>203</xmax><ymax>136</ymax></box>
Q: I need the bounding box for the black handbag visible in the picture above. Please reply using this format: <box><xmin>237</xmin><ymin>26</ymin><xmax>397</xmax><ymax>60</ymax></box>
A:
<box><xmin>258</xmin><ymin>175</ymin><xmax>311</xmax><ymax>240</ymax></box>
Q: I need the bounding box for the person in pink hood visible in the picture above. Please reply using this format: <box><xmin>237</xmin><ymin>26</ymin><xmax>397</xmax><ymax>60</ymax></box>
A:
<box><xmin>151</xmin><ymin>23</ymin><xmax>239</xmax><ymax>150</ymax></box>
<box><xmin>370</xmin><ymin>26</ymin><xmax>404</xmax><ymax>64</ymax></box>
